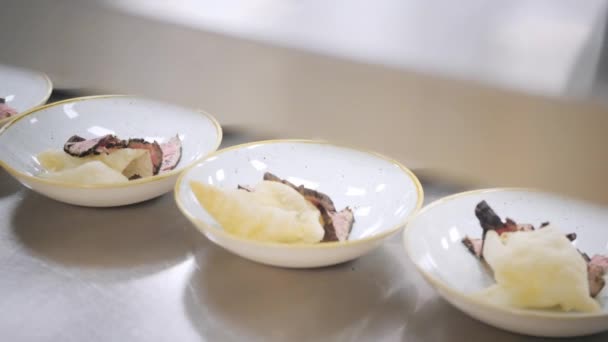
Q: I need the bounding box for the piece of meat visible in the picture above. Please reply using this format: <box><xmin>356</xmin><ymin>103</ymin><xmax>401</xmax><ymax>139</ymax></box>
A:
<box><xmin>588</xmin><ymin>263</ymin><xmax>606</xmax><ymax>297</ymax></box>
<box><xmin>0</xmin><ymin>98</ymin><xmax>18</xmax><ymax>120</ymax></box>
<box><xmin>516</xmin><ymin>223</ymin><xmax>535</xmax><ymax>232</ymax></box>
<box><xmin>475</xmin><ymin>202</ymin><xmax>523</xmax><ymax>258</ymax></box>
<box><xmin>581</xmin><ymin>252</ymin><xmax>591</xmax><ymax>263</ymax></box>
<box><xmin>475</xmin><ymin>201</ymin><xmax>505</xmax><ymax>232</ymax></box>
<box><xmin>263</xmin><ymin>172</ymin><xmax>354</xmax><ymax>242</ymax></box>
<box><xmin>237</xmin><ymin>185</ymin><xmax>254</xmax><ymax>192</ymax></box>
<box><xmin>63</xmin><ymin>134</ymin><xmax>126</xmax><ymax>157</ymax></box>
<box><xmin>462</xmin><ymin>236</ymin><xmax>483</xmax><ymax>257</ymax></box>
<box><xmin>590</xmin><ymin>255</ymin><xmax>608</xmax><ymax>272</ymax></box>
<box><xmin>324</xmin><ymin>208</ymin><xmax>355</xmax><ymax>242</ymax></box>
<box><xmin>127</xmin><ymin>139</ymin><xmax>163</xmax><ymax>175</ymax></box>
<box><xmin>159</xmin><ymin>135</ymin><xmax>182</xmax><ymax>172</ymax></box>
<box><xmin>587</xmin><ymin>255</ymin><xmax>608</xmax><ymax>297</ymax></box>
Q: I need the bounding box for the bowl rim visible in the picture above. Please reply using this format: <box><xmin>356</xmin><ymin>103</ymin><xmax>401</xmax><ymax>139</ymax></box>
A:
<box><xmin>0</xmin><ymin>71</ymin><xmax>53</xmax><ymax>126</ymax></box>
<box><xmin>403</xmin><ymin>187</ymin><xmax>608</xmax><ymax>319</ymax></box>
<box><xmin>174</xmin><ymin>139</ymin><xmax>424</xmax><ymax>249</ymax></box>
<box><xmin>0</xmin><ymin>94</ymin><xmax>223</xmax><ymax>189</ymax></box>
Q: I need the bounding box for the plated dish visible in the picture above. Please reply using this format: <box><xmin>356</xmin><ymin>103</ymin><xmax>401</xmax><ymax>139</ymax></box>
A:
<box><xmin>38</xmin><ymin>133</ymin><xmax>182</xmax><ymax>184</ymax></box>
<box><xmin>0</xmin><ymin>95</ymin><xmax>221</xmax><ymax>206</ymax></box>
<box><xmin>404</xmin><ymin>188</ymin><xmax>608</xmax><ymax>337</ymax></box>
<box><xmin>191</xmin><ymin>171</ymin><xmax>354</xmax><ymax>244</ymax></box>
<box><xmin>175</xmin><ymin>140</ymin><xmax>423</xmax><ymax>268</ymax></box>
<box><xmin>0</xmin><ymin>64</ymin><xmax>52</xmax><ymax>126</ymax></box>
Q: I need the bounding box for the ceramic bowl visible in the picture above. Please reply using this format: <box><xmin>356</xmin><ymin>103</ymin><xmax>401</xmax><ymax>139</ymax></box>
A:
<box><xmin>175</xmin><ymin>139</ymin><xmax>423</xmax><ymax>268</ymax></box>
<box><xmin>0</xmin><ymin>64</ymin><xmax>53</xmax><ymax>127</ymax></box>
<box><xmin>403</xmin><ymin>188</ymin><xmax>608</xmax><ymax>337</ymax></box>
<box><xmin>0</xmin><ymin>95</ymin><xmax>222</xmax><ymax>206</ymax></box>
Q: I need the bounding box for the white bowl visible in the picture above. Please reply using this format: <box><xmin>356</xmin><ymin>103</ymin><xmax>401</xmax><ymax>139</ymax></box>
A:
<box><xmin>175</xmin><ymin>140</ymin><xmax>423</xmax><ymax>268</ymax></box>
<box><xmin>0</xmin><ymin>64</ymin><xmax>53</xmax><ymax>127</ymax></box>
<box><xmin>403</xmin><ymin>188</ymin><xmax>608</xmax><ymax>337</ymax></box>
<box><xmin>0</xmin><ymin>95</ymin><xmax>222</xmax><ymax>207</ymax></box>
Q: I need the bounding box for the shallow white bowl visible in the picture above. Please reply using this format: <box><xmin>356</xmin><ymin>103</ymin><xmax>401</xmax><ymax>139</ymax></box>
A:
<box><xmin>403</xmin><ymin>188</ymin><xmax>608</xmax><ymax>337</ymax></box>
<box><xmin>0</xmin><ymin>64</ymin><xmax>53</xmax><ymax>127</ymax></box>
<box><xmin>0</xmin><ymin>95</ymin><xmax>222</xmax><ymax>206</ymax></box>
<box><xmin>175</xmin><ymin>140</ymin><xmax>423</xmax><ymax>268</ymax></box>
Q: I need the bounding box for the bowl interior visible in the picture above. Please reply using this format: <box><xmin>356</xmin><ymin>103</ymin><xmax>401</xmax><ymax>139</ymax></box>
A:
<box><xmin>177</xmin><ymin>141</ymin><xmax>422</xmax><ymax>241</ymax></box>
<box><xmin>405</xmin><ymin>189</ymin><xmax>608</xmax><ymax>311</ymax></box>
<box><xmin>0</xmin><ymin>96</ymin><xmax>221</xmax><ymax>176</ymax></box>
<box><xmin>0</xmin><ymin>64</ymin><xmax>51</xmax><ymax>114</ymax></box>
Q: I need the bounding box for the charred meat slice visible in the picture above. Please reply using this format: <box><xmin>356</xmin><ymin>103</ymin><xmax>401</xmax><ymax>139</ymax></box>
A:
<box><xmin>516</xmin><ymin>223</ymin><xmax>535</xmax><ymax>232</ymax></box>
<box><xmin>262</xmin><ymin>172</ymin><xmax>354</xmax><ymax>242</ymax></box>
<box><xmin>63</xmin><ymin>134</ymin><xmax>126</xmax><ymax>157</ymax></box>
<box><xmin>0</xmin><ymin>98</ymin><xmax>18</xmax><ymax>120</ymax></box>
<box><xmin>127</xmin><ymin>139</ymin><xmax>163</xmax><ymax>175</ymax></box>
<box><xmin>462</xmin><ymin>236</ymin><xmax>483</xmax><ymax>258</ymax></box>
<box><xmin>474</xmin><ymin>201</ymin><xmax>523</xmax><ymax>258</ymax></box>
<box><xmin>475</xmin><ymin>200</ymin><xmax>505</xmax><ymax>232</ymax></box>
<box><xmin>237</xmin><ymin>185</ymin><xmax>254</xmax><ymax>192</ymax></box>
<box><xmin>159</xmin><ymin>135</ymin><xmax>182</xmax><ymax>172</ymax></box>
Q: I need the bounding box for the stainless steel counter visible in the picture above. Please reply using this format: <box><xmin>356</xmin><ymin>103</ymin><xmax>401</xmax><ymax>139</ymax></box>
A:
<box><xmin>1</xmin><ymin>131</ymin><xmax>606</xmax><ymax>341</ymax></box>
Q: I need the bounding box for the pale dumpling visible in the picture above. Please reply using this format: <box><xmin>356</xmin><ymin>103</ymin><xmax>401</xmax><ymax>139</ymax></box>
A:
<box><xmin>37</xmin><ymin>148</ymin><xmax>153</xmax><ymax>183</ymax></box>
<box><xmin>476</xmin><ymin>226</ymin><xmax>600</xmax><ymax>313</ymax></box>
<box><xmin>190</xmin><ymin>180</ymin><xmax>325</xmax><ymax>243</ymax></box>
<box><xmin>39</xmin><ymin>161</ymin><xmax>129</xmax><ymax>184</ymax></box>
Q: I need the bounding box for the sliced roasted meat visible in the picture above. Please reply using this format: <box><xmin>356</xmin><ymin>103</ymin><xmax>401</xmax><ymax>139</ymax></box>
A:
<box><xmin>63</xmin><ymin>134</ymin><xmax>126</xmax><ymax>157</ymax></box>
<box><xmin>0</xmin><ymin>98</ymin><xmax>18</xmax><ymax>120</ymax></box>
<box><xmin>516</xmin><ymin>223</ymin><xmax>535</xmax><ymax>232</ymax></box>
<box><xmin>322</xmin><ymin>208</ymin><xmax>355</xmax><ymax>242</ymax></box>
<box><xmin>127</xmin><ymin>139</ymin><xmax>163</xmax><ymax>175</ymax></box>
<box><xmin>237</xmin><ymin>185</ymin><xmax>254</xmax><ymax>192</ymax></box>
<box><xmin>159</xmin><ymin>135</ymin><xmax>182</xmax><ymax>172</ymax></box>
<box><xmin>262</xmin><ymin>172</ymin><xmax>354</xmax><ymax>242</ymax></box>
<box><xmin>475</xmin><ymin>201</ymin><xmax>506</xmax><ymax>232</ymax></box>
<box><xmin>462</xmin><ymin>236</ymin><xmax>483</xmax><ymax>257</ymax></box>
